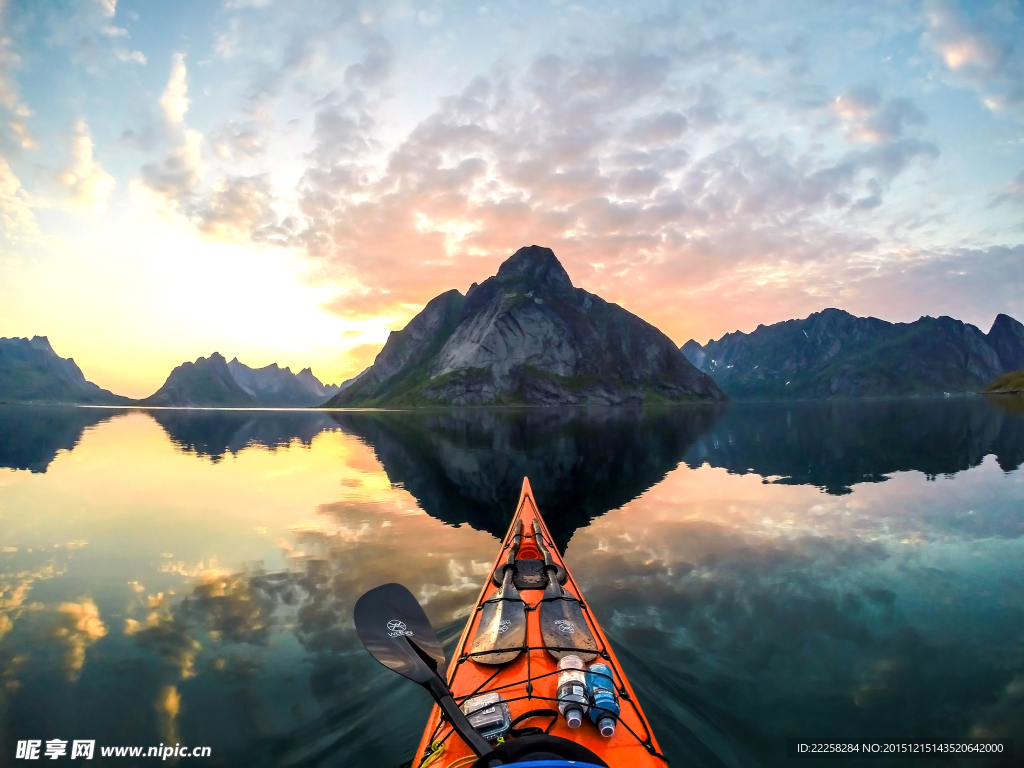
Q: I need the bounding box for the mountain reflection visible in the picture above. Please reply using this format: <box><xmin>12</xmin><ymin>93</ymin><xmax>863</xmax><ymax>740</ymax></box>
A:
<box><xmin>149</xmin><ymin>409</ymin><xmax>342</xmax><ymax>462</ymax></box>
<box><xmin>0</xmin><ymin>406</ymin><xmax>125</xmax><ymax>472</ymax></box>
<box><xmin>329</xmin><ymin>406</ymin><xmax>724</xmax><ymax>549</ymax></box>
<box><xmin>685</xmin><ymin>397</ymin><xmax>1024</xmax><ymax>494</ymax></box>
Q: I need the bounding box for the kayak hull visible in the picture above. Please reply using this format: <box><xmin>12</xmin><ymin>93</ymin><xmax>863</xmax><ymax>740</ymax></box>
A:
<box><xmin>412</xmin><ymin>478</ymin><xmax>667</xmax><ymax>768</ymax></box>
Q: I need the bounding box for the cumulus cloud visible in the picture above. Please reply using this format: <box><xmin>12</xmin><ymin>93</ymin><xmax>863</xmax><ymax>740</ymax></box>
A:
<box><xmin>114</xmin><ymin>0</ymin><xmax>1021</xmax><ymax>348</ymax></box>
<box><xmin>0</xmin><ymin>0</ymin><xmax>34</xmax><ymax>151</ymax></box>
<box><xmin>137</xmin><ymin>127</ymin><xmax>204</xmax><ymax>205</ymax></box>
<box><xmin>160</xmin><ymin>52</ymin><xmax>190</xmax><ymax>126</ymax></box>
<box><xmin>0</xmin><ymin>156</ymin><xmax>38</xmax><ymax>239</ymax></box>
<box><xmin>922</xmin><ymin>0</ymin><xmax>1024</xmax><ymax>112</ymax></box>
<box><xmin>59</xmin><ymin>119</ymin><xmax>115</xmax><ymax>213</ymax></box>
<box><xmin>190</xmin><ymin>174</ymin><xmax>278</xmax><ymax>241</ymax></box>
<box><xmin>262</xmin><ymin>33</ymin><xmax>944</xmax><ymax>335</ymax></box>
<box><xmin>832</xmin><ymin>86</ymin><xmax>926</xmax><ymax>143</ymax></box>
<box><xmin>38</xmin><ymin>0</ymin><xmax>145</xmax><ymax>73</ymax></box>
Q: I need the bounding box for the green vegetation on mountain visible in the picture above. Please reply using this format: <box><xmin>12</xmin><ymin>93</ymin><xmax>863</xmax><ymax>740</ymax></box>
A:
<box><xmin>985</xmin><ymin>369</ymin><xmax>1024</xmax><ymax>394</ymax></box>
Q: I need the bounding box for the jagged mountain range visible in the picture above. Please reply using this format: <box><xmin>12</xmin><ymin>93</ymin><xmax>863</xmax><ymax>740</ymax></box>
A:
<box><xmin>682</xmin><ymin>309</ymin><xmax>1024</xmax><ymax>399</ymax></box>
<box><xmin>4</xmin><ymin>251</ymin><xmax>1024</xmax><ymax>406</ymax></box>
<box><xmin>327</xmin><ymin>245</ymin><xmax>724</xmax><ymax>406</ymax></box>
<box><xmin>0</xmin><ymin>339</ymin><xmax>338</xmax><ymax>407</ymax></box>
<box><xmin>141</xmin><ymin>352</ymin><xmax>339</xmax><ymax>407</ymax></box>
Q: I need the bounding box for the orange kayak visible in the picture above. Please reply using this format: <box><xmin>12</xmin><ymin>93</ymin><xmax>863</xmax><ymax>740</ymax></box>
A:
<box><xmin>411</xmin><ymin>478</ymin><xmax>667</xmax><ymax>768</ymax></box>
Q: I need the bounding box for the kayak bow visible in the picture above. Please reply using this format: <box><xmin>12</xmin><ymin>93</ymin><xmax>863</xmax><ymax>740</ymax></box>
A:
<box><xmin>412</xmin><ymin>478</ymin><xmax>667</xmax><ymax>767</ymax></box>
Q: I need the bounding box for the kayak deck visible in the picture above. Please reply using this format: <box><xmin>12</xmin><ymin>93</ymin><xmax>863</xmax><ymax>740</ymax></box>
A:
<box><xmin>412</xmin><ymin>478</ymin><xmax>667</xmax><ymax>767</ymax></box>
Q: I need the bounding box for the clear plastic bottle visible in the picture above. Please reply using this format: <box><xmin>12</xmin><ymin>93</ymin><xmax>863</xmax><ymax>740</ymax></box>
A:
<box><xmin>556</xmin><ymin>654</ymin><xmax>589</xmax><ymax>728</ymax></box>
<box><xmin>586</xmin><ymin>662</ymin><xmax>620</xmax><ymax>737</ymax></box>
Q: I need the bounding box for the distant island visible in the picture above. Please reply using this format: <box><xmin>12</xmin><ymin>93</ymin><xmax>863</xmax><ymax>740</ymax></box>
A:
<box><xmin>3</xmin><ymin>246</ymin><xmax>1024</xmax><ymax>407</ymax></box>
<box><xmin>682</xmin><ymin>309</ymin><xmax>1024</xmax><ymax>399</ymax></box>
<box><xmin>325</xmin><ymin>245</ymin><xmax>724</xmax><ymax>406</ymax></box>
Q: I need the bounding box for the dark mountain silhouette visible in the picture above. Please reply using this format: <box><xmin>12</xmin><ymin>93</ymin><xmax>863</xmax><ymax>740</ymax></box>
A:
<box><xmin>149</xmin><ymin>409</ymin><xmax>341</xmax><ymax>461</ymax></box>
<box><xmin>141</xmin><ymin>353</ymin><xmax>338</xmax><ymax>407</ymax></box>
<box><xmin>681</xmin><ymin>309</ymin><xmax>1024</xmax><ymax>399</ymax></box>
<box><xmin>0</xmin><ymin>336</ymin><xmax>130</xmax><ymax>405</ymax></box>
<box><xmin>329</xmin><ymin>406</ymin><xmax>725</xmax><ymax>549</ymax></box>
<box><xmin>327</xmin><ymin>246</ymin><xmax>724</xmax><ymax>406</ymax></box>
<box><xmin>0</xmin><ymin>405</ymin><xmax>126</xmax><ymax>472</ymax></box>
<box><xmin>141</xmin><ymin>352</ymin><xmax>255</xmax><ymax>407</ymax></box>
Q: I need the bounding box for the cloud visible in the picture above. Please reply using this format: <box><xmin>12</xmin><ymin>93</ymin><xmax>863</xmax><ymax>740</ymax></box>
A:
<box><xmin>0</xmin><ymin>0</ymin><xmax>34</xmax><ymax>151</ymax></box>
<box><xmin>211</xmin><ymin>121</ymin><xmax>264</xmax><ymax>161</ymax></box>
<box><xmin>36</xmin><ymin>0</ymin><xmax>144</xmax><ymax>73</ymax></box>
<box><xmin>190</xmin><ymin>174</ymin><xmax>278</xmax><ymax>241</ymax></box>
<box><xmin>59</xmin><ymin>119</ymin><xmax>115</xmax><ymax>213</ymax></box>
<box><xmin>832</xmin><ymin>86</ymin><xmax>926</xmax><ymax>143</ymax></box>
<box><xmin>625</xmin><ymin>111</ymin><xmax>688</xmax><ymax>146</ymax></box>
<box><xmin>988</xmin><ymin>168</ymin><xmax>1024</xmax><ymax>209</ymax></box>
<box><xmin>921</xmin><ymin>0</ymin><xmax>1024</xmax><ymax>112</ymax></box>
<box><xmin>0</xmin><ymin>156</ymin><xmax>38</xmax><ymax>239</ymax></box>
<box><xmin>137</xmin><ymin>127</ymin><xmax>204</xmax><ymax>206</ymax></box>
<box><xmin>160</xmin><ymin>52</ymin><xmax>190</xmax><ymax>126</ymax></box>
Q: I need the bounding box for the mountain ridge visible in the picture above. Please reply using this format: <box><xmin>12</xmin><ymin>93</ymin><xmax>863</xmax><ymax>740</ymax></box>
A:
<box><xmin>0</xmin><ymin>336</ymin><xmax>130</xmax><ymax>405</ymax></box>
<box><xmin>681</xmin><ymin>308</ymin><xmax>1024</xmax><ymax>399</ymax></box>
<box><xmin>326</xmin><ymin>245</ymin><xmax>725</xmax><ymax>407</ymax></box>
<box><xmin>142</xmin><ymin>353</ymin><xmax>339</xmax><ymax>407</ymax></box>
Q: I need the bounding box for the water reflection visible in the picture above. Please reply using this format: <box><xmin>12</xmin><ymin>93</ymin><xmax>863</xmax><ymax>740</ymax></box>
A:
<box><xmin>150</xmin><ymin>410</ymin><xmax>342</xmax><ymax>462</ymax></box>
<box><xmin>0</xmin><ymin>402</ymin><xmax>1022</xmax><ymax>767</ymax></box>
<box><xmin>330</xmin><ymin>406</ymin><xmax>724</xmax><ymax>548</ymax></box>
<box><xmin>686</xmin><ymin>398</ymin><xmax>1024</xmax><ymax>494</ymax></box>
<box><xmin>0</xmin><ymin>406</ymin><xmax>124</xmax><ymax>472</ymax></box>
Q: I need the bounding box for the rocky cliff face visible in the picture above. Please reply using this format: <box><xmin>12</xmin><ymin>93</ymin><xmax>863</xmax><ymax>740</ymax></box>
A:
<box><xmin>327</xmin><ymin>246</ymin><xmax>724</xmax><ymax>406</ymax></box>
<box><xmin>142</xmin><ymin>352</ymin><xmax>255</xmax><ymax>407</ymax></box>
<box><xmin>681</xmin><ymin>309</ymin><xmax>1023</xmax><ymax>399</ymax></box>
<box><xmin>227</xmin><ymin>358</ymin><xmax>339</xmax><ymax>406</ymax></box>
<box><xmin>987</xmin><ymin>314</ymin><xmax>1024</xmax><ymax>373</ymax></box>
<box><xmin>0</xmin><ymin>336</ymin><xmax>129</xmax><ymax>404</ymax></box>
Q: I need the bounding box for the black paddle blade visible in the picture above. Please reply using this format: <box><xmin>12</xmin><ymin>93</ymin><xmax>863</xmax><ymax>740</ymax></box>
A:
<box><xmin>532</xmin><ymin>522</ymin><xmax>599</xmax><ymax>662</ymax></box>
<box><xmin>540</xmin><ymin>595</ymin><xmax>598</xmax><ymax>662</ymax></box>
<box><xmin>354</xmin><ymin>583</ymin><xmax>448</xmax><ymax>685</ymax></box>
<box><xmin>469</xmin><ymin>569</ymin><xmax>527</xmax><ymax>665</ymax></box>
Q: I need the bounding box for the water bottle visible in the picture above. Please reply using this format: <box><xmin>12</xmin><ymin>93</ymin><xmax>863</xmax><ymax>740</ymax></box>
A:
<box><xmin>556</xmin><ymin>654</ymin><xmax>589</xmax><ymax>728</ymax></box>
<box><xmin>586</xmin><ymin>662</ymin><xmax>619</xmax><ymax>737</ymax></box>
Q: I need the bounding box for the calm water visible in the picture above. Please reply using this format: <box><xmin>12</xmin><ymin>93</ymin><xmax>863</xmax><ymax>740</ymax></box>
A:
<box><xmin>0</xmin><ymin>400</ymin><xmax>1022</xmax><ymax>767</ymax></box>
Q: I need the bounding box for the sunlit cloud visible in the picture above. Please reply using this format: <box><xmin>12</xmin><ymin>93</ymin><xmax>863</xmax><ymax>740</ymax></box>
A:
<box><xmin>59</xmin><ymin>119</ymin><xmax>115</xmax><ymax>213</ymax></box>
<box><xmin>0</xmin><ymin>0</ymin><xmax>1022</xmax><ymax>391</ymax></box>
<box><xmin>160</xmin><ymin>52</ymin><xmax>190</xmax><ymax>126</ymax></box>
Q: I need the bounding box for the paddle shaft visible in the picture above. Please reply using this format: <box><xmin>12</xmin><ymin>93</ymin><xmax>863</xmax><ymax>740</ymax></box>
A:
<box><xmin>506</xmin><ymin>519</ymin><xmax>523</xmax><ymax>568</ymax></box>
<box><xmin>426</xmin><ymin>676</ymin><xmax>494</xmax><ymax>757</ymax></box>
<box><xmin>532</xmin><ymin>521</ymin><xmax>558</xmax><ymax>579</ymax></box>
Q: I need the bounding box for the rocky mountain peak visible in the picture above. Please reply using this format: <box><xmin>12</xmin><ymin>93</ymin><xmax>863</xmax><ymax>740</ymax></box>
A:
<box><xmin>494</xmin><ymin>245</ymin><xmax>573</xmax><ymax>295</ymax></box>
<box><xmin>327</xmin><ymin>245</ymin><xmax>724</xmax><ymax>406</ymax></box>
<box><xmin>29</xmin><ymin>336</ymin><xmax>55</xmax><ymax>353</ymax></box>
<box><xmin>987</xmin><ymin>313</ymin><xmax>1024</xmax><ymax>372</ymax></box>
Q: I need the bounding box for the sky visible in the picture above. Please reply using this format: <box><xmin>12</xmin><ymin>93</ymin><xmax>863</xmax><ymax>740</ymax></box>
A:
<box><xmin>0</xmin><ymin>0</ymin><xmax>1022</xmax><ymax>398</ymax></box>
